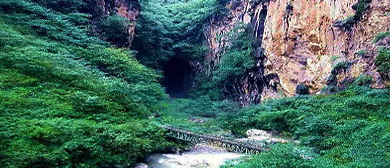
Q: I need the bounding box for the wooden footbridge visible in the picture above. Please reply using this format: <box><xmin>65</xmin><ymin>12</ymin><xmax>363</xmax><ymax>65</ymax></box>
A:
<box><xmin>162</xmin><ymin>126</ymin><xmax>269</xmax><ymax>154</ymax></box>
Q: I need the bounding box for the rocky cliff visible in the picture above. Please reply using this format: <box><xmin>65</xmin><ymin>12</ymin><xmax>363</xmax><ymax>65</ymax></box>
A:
<box><xmin>205</xmin><ymin>0</ymin><xmax>390</xmax><ymax>104</ymax></box>
<box><xmin>263</xmin><ymin>0</ymin><xmax>390</xmax><ymax>95</ymax></box>
<box><xmin>204</xmin><ymin>0</ymin><xmax>275</xmax><ymax>105</ymax></box>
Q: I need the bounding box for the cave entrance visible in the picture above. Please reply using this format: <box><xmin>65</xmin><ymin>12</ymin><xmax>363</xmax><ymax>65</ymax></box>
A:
<box><xmin>162</xmin><ymin>57</ymin><xmax>192</xmax><ymax>98</ymax></box>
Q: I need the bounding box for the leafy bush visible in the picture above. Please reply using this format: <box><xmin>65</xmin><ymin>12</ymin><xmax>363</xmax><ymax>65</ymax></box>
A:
<box><xmin>191</xmin><ymin>23</ymin><xmax>256</xmax><ymax>98</ymax></box>
<box><xmin>31</xmin><ymin>0</ymin><xmax>86</xmax><ymax>13</ymax></box>
<box><xmin>375</xmin><ymin>47</ymin><xmax>390</xmax><ymax>78</ymax></box>
<box><xmin>157</xmin><ymin>97</ymin><xmax>240</xmax><ymax>135</ymax></box>
<box><xmin>327</xmin><ymin>61</ymin><xmax>351</xmax><ymax>86</ymax></box>
<box><xmin>332</xmin><ymin>61</ymin><xmax>351</xmax><ymax>74</ymax></box>
<box><xmin>355</xmin><ymin>50</ymin><xmax>368</xmax><ymax>57</ymax></box>
<box><xmin>163</xmin><ymin>96</ymin><xmax>239</xmax><ymax>118</ymax></box>
<box><xmin>334</xmin><ymin>0</ymin><xmax>372</xmax><ymax>30</ymax></box>
<box><xmin>353</xmin><ymin>74</ymin><xmax>372</xmax><ymax>86</ymax></box>
<box><xmin>0</xmin><ymin>0</ymin><xmax>169</xmax><ymax>167</ymax></box>
<box><xmin>99</xmin><ymin>15</ymin><xmax>132</xmax><ymax>47</ymax></box>
<box><xmin>220</xmin><ymin>86</ymin><xmax>390</xmax><ymax>167</ymax></box>
<box><xmin>222</xmin><ymin>144</ymin><xmax>337</xmax><ymax>168</ymax></box>
<box><xmin>132</xmin><ymin>0</ymin><xmax>223</xmax><ymax>69</ymax></box>
<box><xmin>373</xmin><ymin>31</ymin><xmax>390</xmax><ymax>43</ymax></box>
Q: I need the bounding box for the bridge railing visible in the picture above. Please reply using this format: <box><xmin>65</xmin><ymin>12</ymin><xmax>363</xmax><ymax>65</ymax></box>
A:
<box><xmin>161</xmin><ymin>125</ymin><xmax>269</xmax><ymax>154</ymax></box>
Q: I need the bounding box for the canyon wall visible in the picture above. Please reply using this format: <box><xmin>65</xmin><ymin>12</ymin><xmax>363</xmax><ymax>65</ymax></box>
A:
<box><xmin>263</xmin><ymin>0</ymin><xmax>390</xmax><ymax>95</ymax></box>
<box><xmin>205</xmin><ymin>0</ymin><xmax>276</xmax><ymax>105</ymax></box>
<box><xmin>205</xmin><ymin>0</ymin><xmax>390</xmax><ymax>104</ymax></box>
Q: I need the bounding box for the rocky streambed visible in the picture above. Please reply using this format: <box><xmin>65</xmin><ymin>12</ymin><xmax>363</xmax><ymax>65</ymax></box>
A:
<box><xmin>134</xmin><ymin>129</ymin><xmax>293</xmax><ymax>168</ymax></box>
<box><xmin>141</xmin><ymin>144</ymin><xmax>244</xmax><ymax>168</ymax></box>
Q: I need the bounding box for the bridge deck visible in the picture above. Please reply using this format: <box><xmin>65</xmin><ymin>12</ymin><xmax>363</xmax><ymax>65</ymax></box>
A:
<box><xmin>162</xmin><ymin>125</ymin><xmax>269</xmax><ymax>154</ymax></box>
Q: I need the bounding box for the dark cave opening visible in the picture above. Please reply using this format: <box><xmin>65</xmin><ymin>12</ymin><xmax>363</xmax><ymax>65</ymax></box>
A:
<box><xmin>162</xmin><ymin>57</ymin><xmax>192</xmax><ymax>98</ymax></box>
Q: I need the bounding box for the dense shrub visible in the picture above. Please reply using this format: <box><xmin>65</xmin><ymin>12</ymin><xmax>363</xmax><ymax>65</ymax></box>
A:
<box><xmin>375</xmin><ymin>47</ymin><xmax>390</xmax><ymax>79</ymax></box>
<box><xmin>327</xmin><ymin>61</ymin><xmax>352</xmax><ymax>86</ymax></box>
<box><xmin>156</xmin><ymin>97</ymin><xmax>240</xmax><ymax>134</ymax></box>
<box><xmin>191</xmin><ymin>23</ymin><xmax>256</xmax><ymax>99</ymax></box>
<box><xmin>132</xmin><ymin>0</ymin><xmax>223</xmax><ymax>69</ymax></box>
<box><xmin>221</xmin><ymin>86</ymin><xmax>390</xmax><ymax>167</ymax></box>
<box><xmin>222</xmin><ymin>144</ymin><xmax>337</xmax><ymax>168</ymax></box>
<box><xmin>99</xmin><ymin>15</ymin><xmax>132</xmax><ymax>47</ymax></box>
<box><xmin>353</xmin><ymin>74</ymin><xmax>372</xmax><ymax>86</ymax></box>
<box><xmin>0</xmin><ymin>0</ymin><xmax>169</xmax><ymax>167</ymax></box>
<box><xmin>373</xmin><ymin>31</ymin><xmax>390</xmax><ymax>43</ymax></box>
<box><xmin>334</xmin><ymin>0</ymin><xmax>372</xmax><ymax>30</ymax></box>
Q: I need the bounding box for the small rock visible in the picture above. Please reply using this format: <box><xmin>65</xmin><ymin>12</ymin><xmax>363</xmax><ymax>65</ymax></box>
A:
<box><xmin>133</xmin><ymin>163</ymin><xmax>149</xmax><ymax>168</ymax></box>
<box><xmin>188</xmin><ymin>118</ymin><xmax>206</xmax><ymax>123</ymax></box>
<box><xmin>246</xmin><ymin>129</ymin><xmax>272</xmax><ymax>138</ymax></box>
<box><xmin>237</xmin><ymin>129</ymin><xmax>290</xmax><ymax>145</ymax></box>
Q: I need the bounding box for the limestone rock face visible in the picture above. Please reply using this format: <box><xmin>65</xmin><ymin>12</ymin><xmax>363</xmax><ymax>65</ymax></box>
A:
<box><xmin>262</xmin><ymin>0</ymin><xmax>390</xmax><ymax>95</ymax></box>
<box><xmin>205</xmin><ymin>0</ymin><xmax>390</xmax><ymax>104</ymax></box>
<box><xmin>204</xmin><ymin>0</ymin><xmax>275</xmax><ymax>105</ymax></box>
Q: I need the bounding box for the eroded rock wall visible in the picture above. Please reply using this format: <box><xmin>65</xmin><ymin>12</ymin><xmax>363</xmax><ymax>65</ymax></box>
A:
<box><xmin>262</xmin><ymin>0</ymin><xmax>390</xmax><ymax>95</ymax></box>
<box><xmin>206</xmin><ymin>0</ymin><xmax>390</xmax><ymax>104</ymax></box>
<box><xmin>204</xmin><ymin>0</ymin><xmax>275</xmax><ymax>105</ymax></box>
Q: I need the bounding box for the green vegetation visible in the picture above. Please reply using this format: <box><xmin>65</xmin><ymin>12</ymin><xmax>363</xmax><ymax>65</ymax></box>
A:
<box><xmin>2</xmin><ymin>0</ymin><xmax>389</xmax><ymax>167</ymax></box>
<box><xmin>375</xmin><ymin>47</ymin><xmax>390</xmax><ymax>78</ymax></box>
<box><xmin>157</xmin><ymin>97</ymin><xmax>238</xmax><ymax>134</ymax></box>
<box><xmin>191</xmin><ymin>23</ymin><xmax>256</xmax><ymax>99</ymax></box>
<box><xmin>336</xmin><ymin>0</ymin><xmax>372</xmax><ymax>30</ymax></box>
<box><xmin>213</xmin><ymin>24</ymin><xmax>256</xmax><ymax>84</ymax></box>
<box><xmin>155</xmin><ymin>85</ymin><xmax>390</xmax><ymax>168</ymax></box>
<box><xmin>330</xmin><ymin>55</ymin><xmax>340</xmax><ymax>62</ymax></box>
<box><xmin>222</xmin><ymin>143</ymin><xmax>335</xmax><ymax>168</ymax></box>
<box><xmin>0</xmin><ymin>0</ymin><xmax>170</xmax><ymax>167</ymax></box>
<box><xmin>353</xmin><ymin>74</ymin><xmax>373</xmax><ymax>86</ymax></box>
<box><xmin>133</xmin><ymin>0</ymin><xmax>254</xmax><ymax>100</ymax></box>
<box><xmin>132</xmin><ymin>0</ymin><xmax>225</xmax><ymax>69</ymax></box>
<box><xmin>373</xmin><ymin>31</ymin><xmax>390</xmax><ymax>43</ymax></box>
<box><xmin>99</xmin><ymin>15</ymin><xmax>132</xmax><ymax>47</ymax></box>
<box><xmin>332</xmin><ymin>61</ymin><xmax>351</xmax><ymax>74</ymax></box>
<box><xmin>326</xmin><ymin>61</ymin><xmax>351</xmax><ymax>86</ymax></box>
<box><xmin>221</xmin><ymin>86</ymin><xmax>390</xmax><ymax>167</ymax></box>
<box><xmin>355</xmin><ymin>50</ymin><xmax>368</xmax><ymax>57</ymax></box>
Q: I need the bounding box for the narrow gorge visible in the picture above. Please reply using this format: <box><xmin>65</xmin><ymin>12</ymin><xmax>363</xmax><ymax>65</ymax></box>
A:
<box><xmin>1</xmin><ymin>0</ymin><xmax>390</xmax><ymax>167</ymax></box>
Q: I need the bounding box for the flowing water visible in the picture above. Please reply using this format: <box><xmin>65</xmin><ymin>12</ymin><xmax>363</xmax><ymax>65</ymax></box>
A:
<box><xmin>144</xmin><ymin>144</ymin><xmax>246</xmax><ymax>168</ymax></box>
<box><xmin>140</xmin><ymin>129</ymin><xmax>293</xmax><ymax>168</ymax></box>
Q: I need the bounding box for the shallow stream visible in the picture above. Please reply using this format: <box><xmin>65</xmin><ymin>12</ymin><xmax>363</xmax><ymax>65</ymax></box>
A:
<box><xmin>144</xmin><ymin>144</ymin><xmax>245</xmax><ymax>168</ymax></box>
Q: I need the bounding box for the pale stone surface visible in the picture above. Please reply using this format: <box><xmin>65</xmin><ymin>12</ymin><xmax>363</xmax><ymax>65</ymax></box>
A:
<box><xmin>204</xmin><ymin>0</ymin><xmax>390</xmax><ymax>102</ymax></box>
<box><xmin>262</xmin><ymin>0</ymin><xmax>390</xmax><ymax>94</ymax></box>
<box><xmin>133</xmin><ymin>163</ymin><xmax>149</xmax><ymax>168</ymax></box>
<box><xmin>236</xmin><ymin>129</ymin><xmax>289</xmax><ymax>144</ymax></box>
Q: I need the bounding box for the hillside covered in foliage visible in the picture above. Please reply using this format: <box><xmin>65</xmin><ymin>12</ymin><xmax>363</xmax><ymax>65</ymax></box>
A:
<box><xmin>0</xmin><ymin>0</ymin><xmax>170</xmax><ymax>167</ymax></box>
